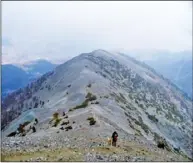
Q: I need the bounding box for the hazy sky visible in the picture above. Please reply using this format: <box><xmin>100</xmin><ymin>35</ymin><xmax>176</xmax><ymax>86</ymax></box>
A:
<box><xmin>2</xmin><ymin>1</ymin><xmax>192</xmax><ymax>64</ymax></box>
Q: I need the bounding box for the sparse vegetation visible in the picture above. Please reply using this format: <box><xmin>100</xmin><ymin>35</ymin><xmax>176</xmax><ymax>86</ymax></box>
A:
<box><xmin>129</xmin><ymin>94</ymin><xmax>133</xmax><ymax>100</ymax></box>
<box><xmin>135</xmin><ymin>99</ymin><xmax>139</xmax><ymax>104</ymax></box>
<box><xmin>87</xmin><ymin>117</ymin><xmax>93</xmax><ymax>121</ymax></box>
<box><xmin>61</xmin><ymin>120</ymin><xmax>69</xmax><ymax>126</ymax></box>
<box><xmin>65</xmin><ymin>125</ymin><xmax>72</xmax><ymax>131</ymax></box>
<box><xmin>146</xmin><ymin>113</ymin><xmax>159</xmax><ymax>123</ymax></box>
<box><xmin>86</xmin><ymin>92</ymin><xmax>92</xmax><ymax>99</ymax></box>
<box><xmin>124</xmin><ymin>112</ymin><xmax>129</xmax><ymax>117</ymax></box>
<box><xmin>135</xmin><ymin>129</ymin><xmax>142</xmax><ymax>136</ymax></box>
<box><xmin>120</xmin><ymin>105</ymin><xmax>126</xmax><ymax>110</ymax></box>
<box><xmin>140</xmin><ymin>121</ymin><xmax>149</xmax><ymax>134</ymax></box>
<box><xmin>69</xmin><ymin>99</ymin><xmax>89</xmax><ymax>112</ymax></box>
<box><xmin>138</xmin><ymin>103</ymin><xmax>145</xmax><ymax>109</ymax></box>
<box><xmin>119</xmin><ymin>93</ymin><xmax>126</xmax><ymax>101</ymax></box>
<box><xmin>157</xmin><ymin>141</ymin><xmax>165</xmax><ymax>149</ymax></box>
<box><xmin>85</xmin><ymin>92</ymin><xmax>97</xmax><ymax>101</ymax></box>
<box><xmin>50</xmin><ymin>112</ymin><xmax>62</xmax><ymax>127</ymax></box>
<box><xmin>102</xmin><ymin>74</ymin><xmax>106</xmax><ymax>78</ymax></box>
<box><xmin>87</xmin><ymin>84</ymin><xmax>92</xmax><ymax>88</ymax></box>
<box><xmin>153</xmin><ymin>132</ymin><xmax>171</xmax><ymax>151</ymax></box>
<box><xmin>133</xmin><ymin>116</ymin><xmax>150</xmax><ymax>134</ymax></box>
<box><xmin>87</xmin><ymin>117</ymin><xmax>96</xmax><ymax>125</ymax></box>
<box><xmin>53</xmin><ymin>112</ymin><xmax>59</xmax><ymax>120</ymax></box>
<box><xmin>104</xmin><ymin>95</ymin><xmax>109</xmax><ymax>98</ymax></box>
<box><xmin>53</xmin><ymin>118</ymin><xmax>62</xmax><ymax>127</ymax></box>
<box><xmin>111</xmin><ymin>92</ymin><xmax>127</xmax><ymax>104</ymax></box>
<box><xmin>126</xmin><ymin>104</ymin><xmax>135</xmax><ymax>111</ymax></box>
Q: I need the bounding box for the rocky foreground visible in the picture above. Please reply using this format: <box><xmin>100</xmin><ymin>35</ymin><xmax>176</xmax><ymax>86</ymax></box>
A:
<box><xmin>1</xmin><ymin>128</ymin><xmax>191</xmax><ymax>162</ymax></box>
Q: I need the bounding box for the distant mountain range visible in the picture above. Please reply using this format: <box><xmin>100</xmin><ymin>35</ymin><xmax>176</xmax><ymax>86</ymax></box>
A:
<box><xmin>125</xmin><ymin>50</ymin><xmax>192</xmax><ymax>99</ymax></box>
<box><xmin>2</xmin><ymin>59</ymin><xmax>58</xmax><ymax>99</ymax></box>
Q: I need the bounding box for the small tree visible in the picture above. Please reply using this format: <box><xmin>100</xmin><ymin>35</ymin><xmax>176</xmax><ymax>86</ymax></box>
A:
<box><xmin>53</xmin><ymin>112</ymin><xmax>59</xmax><ymax>120</ymax></box>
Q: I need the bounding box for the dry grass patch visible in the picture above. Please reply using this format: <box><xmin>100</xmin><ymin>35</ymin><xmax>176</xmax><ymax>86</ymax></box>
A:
<box><xmin>2</xmin><ymin>148</ymin><xmax>84</xmax><ymax>162</ymax></box>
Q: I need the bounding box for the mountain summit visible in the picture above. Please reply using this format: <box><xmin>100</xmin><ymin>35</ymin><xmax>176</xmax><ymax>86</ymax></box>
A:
<box><xmin>1</xmin><ymin>50</ymin><xmax>192</xmax><ymax>161</ymax></box>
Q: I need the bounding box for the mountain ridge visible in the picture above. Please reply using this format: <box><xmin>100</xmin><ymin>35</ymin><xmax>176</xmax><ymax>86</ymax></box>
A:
<box><xmin>1</xmin><ymin>49</ymin><xmax>192</xmax><ymax>160</ymax></box>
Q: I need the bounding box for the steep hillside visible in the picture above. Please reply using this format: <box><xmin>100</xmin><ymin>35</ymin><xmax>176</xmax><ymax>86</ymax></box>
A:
<box><xmin>146</xmin><ymin>59</ymin><xmax>192</xmax><ymax>99</ymax></box>
<box><xmin>126</xmin><ymin>50</ymin><xmax>192</xmax><ymax>99</ymax></box>
<box><xmin>1</xmin><ymin>50</ymin><xmax>192</xmax><ymax>160</ymax></box>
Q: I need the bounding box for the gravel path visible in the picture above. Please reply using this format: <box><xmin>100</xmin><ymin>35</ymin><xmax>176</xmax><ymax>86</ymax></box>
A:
<box><xmin>1</xmin><ymin>128</ymin><xmax>191</xmax><ymax>162</ymax></box>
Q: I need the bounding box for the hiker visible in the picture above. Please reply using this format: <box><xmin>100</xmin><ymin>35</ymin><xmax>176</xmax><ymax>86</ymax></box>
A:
<box><xmin>63</xmin><ymin>112</ymin><xmax>66</xmax><ymax>116</ymax></box>
<box><xmin>32</xmin><ymin>126</ymin><xmax>36</xmax><ymax>133</ymax></box>
<box><xmin>18</xmin><ymin>124</ymin><xmax>25</xmax><ymax>134</ymax></box>
<box><xmin>112</xmin><ymin>131</ymin><xmax>118</xmax><ymax>147</ymax></box>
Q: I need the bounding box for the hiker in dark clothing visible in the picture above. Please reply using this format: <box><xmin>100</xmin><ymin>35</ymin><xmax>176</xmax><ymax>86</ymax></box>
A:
<box><xmin>18</xmin><ymin>124</ymin><xmax>25</xmax><ymax>134</ymax></box>
<box><xmin>32</xmin><ymin>126</ymin><xmax>36</xmax><ymax>133</ymax></box>
<box><xmin>112</xmin><ymin>131</ymin><xmax>118</xmax><ymax>147</ymax></box>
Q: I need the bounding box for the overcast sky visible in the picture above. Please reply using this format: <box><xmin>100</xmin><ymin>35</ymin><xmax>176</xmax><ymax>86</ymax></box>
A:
<box><xmin>2</xmin><ymin>1</ymin><xmax>192</xmax><ymax>64</ymax></box>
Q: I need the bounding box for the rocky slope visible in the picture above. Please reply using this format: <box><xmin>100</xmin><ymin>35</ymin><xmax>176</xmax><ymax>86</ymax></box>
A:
<box><xmin>1</xmin><ymin>49</ymin><xmax>193</xmax><ymax>161</ymax></box>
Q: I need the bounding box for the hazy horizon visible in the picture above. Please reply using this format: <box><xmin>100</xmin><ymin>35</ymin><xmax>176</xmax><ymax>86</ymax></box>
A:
<box><xmin>2</xmin><ymin>1</ymin><xmax>192</xmax><ymax>64</ymax></box>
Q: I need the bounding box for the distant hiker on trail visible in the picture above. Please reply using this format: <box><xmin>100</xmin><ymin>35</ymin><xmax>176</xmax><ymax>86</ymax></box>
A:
<box><xmin>112</xmin><ymin>131</ymin><xmax>118</xmax><ymax>147</ymax></box>
<box><xmin>32</xmin><ymin>126</ymin><xmax>36</xmax><ymax>133</ymax></box>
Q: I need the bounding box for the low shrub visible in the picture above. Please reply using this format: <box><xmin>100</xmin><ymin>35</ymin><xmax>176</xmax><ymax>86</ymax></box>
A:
<box><xmin>53</xmin><ymin>112</ymin><xmax>59</xmax><ymax>120</ymax></box>
<box><xmin>87</xmin><ymin>84</ymin><xmax>92</xmax><ymax>88</ymax></box>
<box><xmin>65</xmin><ymin>126</ymin><xmax>72</xmax><ymax>131</ymax></box>
<box><xmin>157</xmin><ymin>141</ymin><xmax>165</xmax><ymax>149</ymax></box>
<box><xmin>53</xmin><ymin>118</ymin><xmax>62</xmax><ymax>127</ymax></box>
<box><xmin>86</xmin><ymin>92</ymin><xmax>97</xmax><ymax>101</ymax></box>
<box><xmin>86</xmin><ymin>92</ymin><xmax>92</xmax><ymax>99</ymax></box>
<box><xmin>104</xmin><ymin>95</ymin><xmax>109</xmax><ymax>98</ymax></box>
<box><xmin>89</xmin><ymin>95</ymin><xmax>97</xmax><ymax>101</ymax></box>
<box><xmin>147</xmin><ymin>114</ymin><xmax>158</xmax><ymax>123</ymax></box>
<box><xmin>69</xmin><ymin>99</ymin><xmax>89</xmax><ymax>112</ymax></box>
<box><xmin>90</xmin><ymin>119</ymin><xmax>96</xmax><ymax>125</ymax></box>
<box><xmin>87</xmin><ymin>117</ymin><xmax>94</xmax><ymax>121</ymax></box>
<box><xmin>87</xmin><ymin>117</ymin><xmax>96</xmax><ymax>125</ymax></box>
<box><xmin>61</xmin><ymin>120</ymin><xmax>69</xmax><ymax>126</ymax></box>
